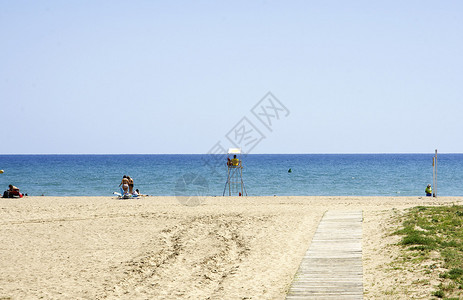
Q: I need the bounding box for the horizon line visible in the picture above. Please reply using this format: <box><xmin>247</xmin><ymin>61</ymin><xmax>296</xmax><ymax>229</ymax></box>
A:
<box><xmin>0</xmin><ymin>152</ymin><xmax>458</xmax><ymax>155</ymax></box>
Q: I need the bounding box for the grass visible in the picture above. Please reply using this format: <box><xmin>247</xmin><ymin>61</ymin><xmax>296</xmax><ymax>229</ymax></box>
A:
<box><xmin>394</xmin><ymin>205</ymin><xmax>463</xmax><ymax>299</ymax></box>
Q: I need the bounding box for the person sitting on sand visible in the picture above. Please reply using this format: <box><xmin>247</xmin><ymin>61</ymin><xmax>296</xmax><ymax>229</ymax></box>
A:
<box><xmin>2</xmin><ymin>185</ymin><xmax>23</xmax><ymax>198</ymax></box>
<box><xmin>134</xmin><ymin>189</ymin><xmax>148</xmax><ymax>196</ymax></box>
<box><xmin>8</xmin><ymin>185</ymin><xmax>19</xmax><ymax>193</ymax></box>
<box><xmin>425</xmin><ymin>184</ymin><xmax>432</xmax><ymax>197</ymax></box>
<box><xmin>119</xmin><ymin>175</ymin><xmax>129</xmax><ymax>194</ymax></box>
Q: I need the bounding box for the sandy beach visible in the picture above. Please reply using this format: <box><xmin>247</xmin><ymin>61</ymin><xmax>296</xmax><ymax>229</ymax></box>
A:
<box><xmin>1</xmin><ymin>196</ymin><xmax>462</xmax><ymax>299</ymax></box>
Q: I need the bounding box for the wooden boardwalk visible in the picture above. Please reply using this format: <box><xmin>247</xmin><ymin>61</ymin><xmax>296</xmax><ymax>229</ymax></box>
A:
<box><xmin>286</xmin><ymin>210</ymin><xmax>363</xmax><ymax>300</ymax></box>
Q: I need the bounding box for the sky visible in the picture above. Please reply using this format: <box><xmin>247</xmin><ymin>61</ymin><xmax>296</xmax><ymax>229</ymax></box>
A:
<box><xmin>1</xmin><ymin>0</ymin><xmax>462</xmax><ymax>154</ymax></box>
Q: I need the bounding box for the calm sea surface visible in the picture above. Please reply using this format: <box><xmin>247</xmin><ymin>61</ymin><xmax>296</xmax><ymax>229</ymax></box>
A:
<box><xmin>0</xmin><ymin>154</ymin><xmax>461</xmax><ymax>197</ymax></box>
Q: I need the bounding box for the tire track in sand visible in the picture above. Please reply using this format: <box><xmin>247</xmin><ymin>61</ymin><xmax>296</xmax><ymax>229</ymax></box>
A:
<box><xmin>98</xmin><ymin>215</ymin><xmax>250</xmax><ymax>299</ymax></box>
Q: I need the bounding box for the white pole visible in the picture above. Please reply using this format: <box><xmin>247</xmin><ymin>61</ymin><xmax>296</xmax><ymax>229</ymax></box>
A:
<box><xmin>432</xmin><ymin>156</ymin><xmax>436</xmax><ymax>196</ymax></box>
<box><xmin>434</xmin><ymin>149</ymin><xmax>437</xmax><ymax>198</ymax></box>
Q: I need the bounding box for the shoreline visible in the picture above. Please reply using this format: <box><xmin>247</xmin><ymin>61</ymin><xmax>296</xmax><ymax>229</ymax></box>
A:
<box><xmin>1</xmin><ymin>196</ymin><xmax>462</xmax><ymax>299</ymax></box>
<box><xmin>4</xmin><ymin>195</ymin><xmax>462</xmax><ymax>199</ymax></box>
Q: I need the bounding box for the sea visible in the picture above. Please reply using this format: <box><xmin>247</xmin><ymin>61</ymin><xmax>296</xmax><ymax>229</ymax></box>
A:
<box><xmin>0</xmin><ymin>154</ymin><xmax>462</xmax><ymax>197</ymax></box>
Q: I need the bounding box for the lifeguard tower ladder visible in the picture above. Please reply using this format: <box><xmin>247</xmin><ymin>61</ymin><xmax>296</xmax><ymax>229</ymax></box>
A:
<box><xmin>223</xmin><ymin>148</ymin><xmax>248</xmax><ymax>196</ymax></box>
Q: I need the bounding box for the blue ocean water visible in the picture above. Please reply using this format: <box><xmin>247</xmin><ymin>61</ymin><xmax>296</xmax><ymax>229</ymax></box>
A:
<box><xmin>0</xmin><ymin>154</ymin><xmax>462</xmax><ymax>197</ymax></box>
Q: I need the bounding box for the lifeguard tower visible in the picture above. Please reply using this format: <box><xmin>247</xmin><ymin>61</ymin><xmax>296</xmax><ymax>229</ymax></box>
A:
<box><xmin>223</xmin><ymin>148</ymin><xmax>247</xmax><ymax>196</ymax></box>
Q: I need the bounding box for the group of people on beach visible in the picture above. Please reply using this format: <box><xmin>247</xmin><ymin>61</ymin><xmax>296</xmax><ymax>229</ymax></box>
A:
<box><xmin>1</xmin><ymin>176</ymin><xmax>142</xmax><ymax>199</ymax></box>
<box><xmin>119</xmin><ymin>175</ymin><xmax>138</xmax><ymax>195</ymax></box>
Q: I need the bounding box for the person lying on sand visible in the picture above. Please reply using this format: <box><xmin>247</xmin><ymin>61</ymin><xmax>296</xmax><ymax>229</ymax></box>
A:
<box><xmin>2</xmin><ymin>185</ymin><xmax>24</xmax><ymax>198</ymax></box>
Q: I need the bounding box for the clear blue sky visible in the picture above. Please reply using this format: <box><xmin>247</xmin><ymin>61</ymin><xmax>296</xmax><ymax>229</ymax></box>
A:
<box><xmin>1</xmin><ymin>1</ymin><xmax>462</xmax><ymax>154</ymax></box>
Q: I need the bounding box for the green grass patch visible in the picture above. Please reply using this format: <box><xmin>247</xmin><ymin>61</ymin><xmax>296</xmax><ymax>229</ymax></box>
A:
<box><xmin>394</xmin><ymin>205</ymin><xmax>463</xmax><ymax>299</ymax></box>
<box><xmin>401</xmin><ymin>232</ymin><xmax>437</xmax><ymax>247</ymax></box>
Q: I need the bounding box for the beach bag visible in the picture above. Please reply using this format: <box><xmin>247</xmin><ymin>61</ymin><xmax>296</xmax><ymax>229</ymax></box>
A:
<box><xmin>2</xmin><ymin>191</ymin><xmax>9</xmax><ymax>198</ymax></box>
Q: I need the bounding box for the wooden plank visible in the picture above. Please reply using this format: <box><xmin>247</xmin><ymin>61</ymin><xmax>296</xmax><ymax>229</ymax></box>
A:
<box><xmin>286</xmin><ymin>210</ymin><xmax>363</xmax><ymax>300</ymax></box>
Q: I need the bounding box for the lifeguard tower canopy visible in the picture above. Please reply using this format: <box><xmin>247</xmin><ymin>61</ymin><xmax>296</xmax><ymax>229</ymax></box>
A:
<box><xmin>228</xmin><ymin>148</ymin><xmax>241</xmax><ymax>155</ymax></box>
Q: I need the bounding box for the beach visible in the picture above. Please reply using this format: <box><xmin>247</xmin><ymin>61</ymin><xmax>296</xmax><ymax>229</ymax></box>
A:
<box><xmin>1</xmin><ymin>196</ymin><xmax>462</xmax><ymax>299</ymax></box>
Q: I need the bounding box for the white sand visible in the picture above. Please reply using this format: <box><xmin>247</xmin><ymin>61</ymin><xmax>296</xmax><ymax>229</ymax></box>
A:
<box><xmin>1</xmin><ymin>196</ymin><xmax>461</xmax><ymax>299</ymax></box>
